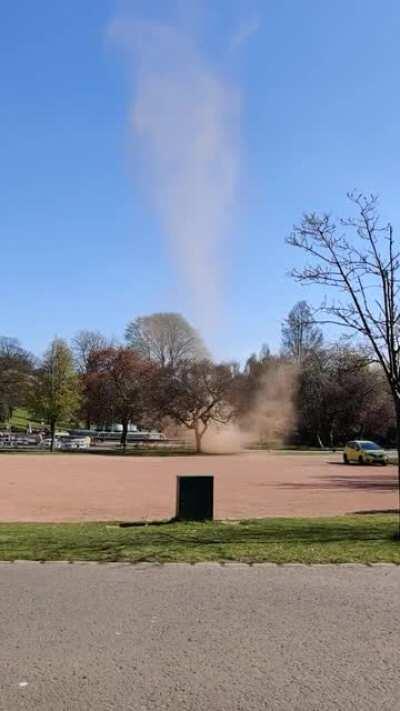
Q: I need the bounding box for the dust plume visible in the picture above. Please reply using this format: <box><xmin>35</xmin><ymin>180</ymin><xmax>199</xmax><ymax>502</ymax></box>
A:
<box><xmin>245</xmin><ymin>363</ymin><xmax>298</xmax><ymax>447</ymax></box>
<box><xmin>162</xmin><ymin>362</ymin><xmax>298</xmax><ymax>453</ymax></box>
<box><xmin>202</xmin><ymin>422</ymin><xmax>245</xmax><ymax>454</ymax></box>
<box><xmin>191</xmin><ymin>363</ymin><xmax>298</xmax><ymax>453</ymax></box>
<box><xmin>110</xmin><ymin>15</ymin><xmax>240</xmax><ymax>331</ymax></box>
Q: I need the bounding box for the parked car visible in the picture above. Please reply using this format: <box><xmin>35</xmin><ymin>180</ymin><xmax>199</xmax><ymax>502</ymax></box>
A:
<box><xmin>14</xmin><ymin>436</ymin><xmax>39</xmax><ymax>447</ymax></box>
<box><xmin>38</xmin><ymin>438</ymin><xmax>62</xmax><ymax>450</ymax></box>
<box><xmin>343</xmin><ymin>440</ymin><xmax>388</xmax><ymax>465</ymax></box>
<box><xmin>61</xmin><ymin>436</ymin><xmax>91</xmax><ymax>450</ymax></box>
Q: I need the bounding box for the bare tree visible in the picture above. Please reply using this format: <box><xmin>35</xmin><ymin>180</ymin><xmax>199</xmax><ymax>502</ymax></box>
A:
<box><xmin>125</xmin><ymin>313</ymin><xmax>208</xmax><ymax>368</ymax></box>
<box><xmin>72</xmin><ymin>330</ymin><xmax>109</xmax><ymax>373</ymax></box>
<box><xmin>155</xmin><ymin>360</ymin><xmax>234</xmax><ymax>452</ymax></box>
<box><xmin>281</xmin><ymin>300</ymin><xmax>323</xmax><ymax>362</ymax></box>
<box><xmin>297</xmin><ymin>345</ymin><xmax>392</xmax><ymax>449</ymax></box>
<box><xmin>72</xmin><ymin>330</ymin><xmax>112</xmax><ymax>428</ymax></box>
<box><xmin>288</xmin><ymin>192</ymin><xmax>400</xmax><ymax>534</ymax></box>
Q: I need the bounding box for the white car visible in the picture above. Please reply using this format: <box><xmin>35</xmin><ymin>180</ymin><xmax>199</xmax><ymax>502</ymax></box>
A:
<box><xmin>61</xmin><ymin>437</ymin><xmax>91</xmax><ymax>450</ymax></box>
<box><xmin>38</xmin><ymin>438</ymin><xmax>62</xmax><ymax>450</ymax></box>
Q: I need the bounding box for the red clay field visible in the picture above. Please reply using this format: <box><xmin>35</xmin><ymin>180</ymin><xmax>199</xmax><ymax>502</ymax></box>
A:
<box><xmin>0</xmin><ymin>451</ymin><xmax>397</xmax><ymax>522</ymax></box>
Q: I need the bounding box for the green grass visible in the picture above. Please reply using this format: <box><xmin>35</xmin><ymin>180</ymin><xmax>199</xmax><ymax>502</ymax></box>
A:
<box><xmin>0</xmin><ymin>515</ymin><xmax>398</xmax><ymax>564</ymax></box>
<box><xmin>0</xmin><ymin>407</ymin><xmax>42</xmax><ymax>431</ymax></box>
<box><xmin>0</xmin><ymin>407</ymin><xmax>74</xmax><ymax>431</ymax></box>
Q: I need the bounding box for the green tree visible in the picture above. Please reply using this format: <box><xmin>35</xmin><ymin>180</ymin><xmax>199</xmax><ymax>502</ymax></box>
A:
<box><xmin>30</xmin><ymin>339</ymin><xmax>80</xmax><ymax>451</ymax></box>
<box><xmin>0</xmin><ymin>337</ymin><xmax>34</xmax><ymax>425</ymax></box>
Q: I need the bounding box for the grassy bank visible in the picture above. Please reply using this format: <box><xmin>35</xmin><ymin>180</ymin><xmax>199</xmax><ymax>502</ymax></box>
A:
<box><xmin>0</xmin><ymin>515</ymin><xmax>398</xmax><ymax>564</ymax></box>
<box><xmin>0</xmin><ymin>407</ymin><xmax>44</xmax><ymax>431</ymax></box>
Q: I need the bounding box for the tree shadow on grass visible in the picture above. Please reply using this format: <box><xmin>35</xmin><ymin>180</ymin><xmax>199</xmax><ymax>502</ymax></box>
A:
<box><xmin>104</xmin><ymin>521</ymin><xmax>399</xmax><ymax>547</ymax></box>
<box><xmin>4</xmin><ymin>520</ymin><xmax>399</xmax><ymax>561</ymax></box>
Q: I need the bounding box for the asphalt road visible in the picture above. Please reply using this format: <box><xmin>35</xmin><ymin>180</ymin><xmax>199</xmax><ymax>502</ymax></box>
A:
<box><xmin>0</xmin><ymin>563</ymin><xmax>399</xmax><ymax>711</ymax></box>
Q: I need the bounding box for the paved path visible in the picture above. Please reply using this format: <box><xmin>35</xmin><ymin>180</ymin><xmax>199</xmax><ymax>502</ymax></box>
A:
<box><xmin>0</xmin><ymin>563</ymin><xmax>399</xmax><ymax>710</ymax></box>
<box><xmin>0</xmin><ymin>452</ymin><xmax>397</xmax><ymax>521</ymax></box>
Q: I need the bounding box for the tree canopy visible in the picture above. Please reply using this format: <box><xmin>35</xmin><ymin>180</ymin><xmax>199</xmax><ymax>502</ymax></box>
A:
<box><xmin>125</xmin><ymin>313</ymin><xmax>208</xmax><ymax>367</ymax></box>
<box><xmin>281</xmin><ymin>301</ymin><xmax>323</xmax><ymax>362</ymax></box>
<box><xmin>29</xmin><ymin>339</ymin><xmax>80</xmax><ymax>450</ymax></box>
<box><xmin>82</xmin><ymin>346</ymin><xmax>156</xmax><ymax>448</ymax></box>
<box><xmin>154</xmin><ymin>360</ymin><xmax>234</xmax><ymax>452</ymax></box>
<box><xmin>0</xmin><ymin>337</ymin><xmax>34</xmax><ymax>423</ymax></box>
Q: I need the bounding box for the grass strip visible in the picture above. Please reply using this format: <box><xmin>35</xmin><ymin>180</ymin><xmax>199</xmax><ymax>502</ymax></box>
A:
<box><xmin>0</xmin><ymin>515</ymin><xmax>398</xmax><ymax>564</ymax></box>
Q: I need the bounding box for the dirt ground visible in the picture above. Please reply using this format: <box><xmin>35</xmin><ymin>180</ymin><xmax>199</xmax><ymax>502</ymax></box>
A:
<box><xmin>0</xmin><ymin>451</ymin><xmax>397</xmax><ymax>522</ymax></box>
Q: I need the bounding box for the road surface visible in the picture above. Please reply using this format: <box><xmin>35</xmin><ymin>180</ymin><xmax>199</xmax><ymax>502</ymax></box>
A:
<box><xmin>0</xmin><ymin>451</ymin><xmax>397</xmax><ymax>521</ymax></box>
<box><xmin>0</xmin><ymin>562</ymin><xmax>399</xmax><ymax>710</ymax></box>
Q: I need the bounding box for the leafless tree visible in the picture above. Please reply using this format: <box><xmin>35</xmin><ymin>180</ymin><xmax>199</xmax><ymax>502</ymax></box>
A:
<box><xmin>125</xmin><ymin>313</ymin><xmax>208</xmax><ymax>368</ymax></box>
<box><xmin>72</xmin><ymin>330</ymin><xmax>109</xmax><ymax>373</ymax></box>
<box><xmin>281</xmin><ymin>300</ymin><xmax>323</xmax><ymax>362</ymax></box>
<box><xmin>297</xmin><ymin>345</ymin><xmax>393</xmax><ymax>448</ymax></box>
<box><xmin>288</xmin><ymin>192</ymin><xmax>400</xmax><ymax>534</ymax></box>
<box><xmin>155</xmin><ymin>360</ymin><xmax>234</xmax><ymax>452</ymax></box>
<box><xmin>72</xmin><ymin>330</ymin><xmax>113</xmax><ymax>428</ymax></box>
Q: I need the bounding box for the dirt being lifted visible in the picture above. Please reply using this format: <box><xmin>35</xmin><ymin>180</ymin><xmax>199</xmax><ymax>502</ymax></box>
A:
<box><xmin>0</xmin><ymin>452</ymin><xmax>397</xmax><ymax>522</ymax></box>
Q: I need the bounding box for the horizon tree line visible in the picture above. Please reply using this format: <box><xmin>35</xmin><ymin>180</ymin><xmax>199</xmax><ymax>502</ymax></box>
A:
<box><xmin>0</xmin><ymin>303</ymin><xmax>395</xmax><ymax>453</ymax></box>
<box><xmin>0</xmin><ymin>191</ymin><xmax>399</xmax><ymax>461</ymax></box>
<box><xmin>2</xmin><ymin>191</ymin><xmax>399</xmax><ymax>533</ymax></box>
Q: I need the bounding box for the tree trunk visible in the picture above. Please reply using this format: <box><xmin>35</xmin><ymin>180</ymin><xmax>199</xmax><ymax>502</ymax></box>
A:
<box><xmin>395</xmin><ymin>402</ymin><xmax>400</xmax><ymax>539</ymax></box>
<box><xmin>50</xmin><ymin>420</ymin><xmax>56</xmax><ymax>453</ymax></box>
<box><xmin>121</xmin><ymin>421</ymin><xmax>128</xmax><ymax>452</ymax></box>
<box><xmin>194</xmin><ymin>423</ymin><xmax>204</xmax><ymax>453</ymax></box>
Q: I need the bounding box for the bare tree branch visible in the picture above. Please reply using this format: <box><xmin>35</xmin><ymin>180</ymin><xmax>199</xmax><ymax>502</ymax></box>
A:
<box><xmin>288</xmin><ymin>192</ymin><xmax>400</xmax><ymax>534</ymax></box>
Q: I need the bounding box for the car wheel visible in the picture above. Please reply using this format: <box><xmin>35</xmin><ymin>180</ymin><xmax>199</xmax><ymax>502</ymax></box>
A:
<box><xmin>358</xmin><ymin>455</ymin><xmax>365</xmax><ymax>465</ymax></box>
<box><xmin>343</xmin><ymin>453</ymin><xmax>349</xmax><ymax>464</ymax></box>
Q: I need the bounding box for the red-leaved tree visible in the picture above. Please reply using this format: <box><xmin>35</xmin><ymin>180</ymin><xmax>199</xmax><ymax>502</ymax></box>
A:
<box><xmin>83</xmin><ymin>347</ymin><xmax>156</xmax><ymax>449</ymax></box>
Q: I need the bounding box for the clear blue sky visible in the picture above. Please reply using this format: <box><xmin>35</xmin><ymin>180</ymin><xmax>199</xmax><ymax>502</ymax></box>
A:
<box><xmin>2</xmin><ymin>0</ymin><xmax>400</xmax><ymax>361</ymax></box>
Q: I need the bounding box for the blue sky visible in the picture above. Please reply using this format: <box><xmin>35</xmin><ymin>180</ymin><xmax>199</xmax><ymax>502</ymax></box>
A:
<box><xmin>1</xmin><ymin>0</ymin><xmax>400</xmax><ymax>362</ymax></box>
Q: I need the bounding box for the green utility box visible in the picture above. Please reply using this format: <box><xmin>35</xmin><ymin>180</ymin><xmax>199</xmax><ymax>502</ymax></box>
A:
<box><xmin>176</xmin><ymin>475</ymin><xmax>214</xmax><ymax>521</ymax></box>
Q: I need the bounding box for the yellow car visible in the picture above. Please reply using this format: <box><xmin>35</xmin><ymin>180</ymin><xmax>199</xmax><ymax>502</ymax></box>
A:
<box><xmin>343</xmin><ymin>440</ymin><xmax>388</xmax><ymax>466</ymax></box>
